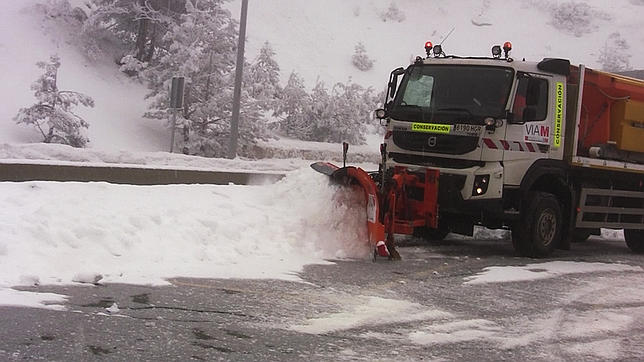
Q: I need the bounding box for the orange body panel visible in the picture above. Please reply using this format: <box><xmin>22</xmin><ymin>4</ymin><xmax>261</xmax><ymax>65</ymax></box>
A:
<box><xmin>577</xmin><ymin>68</ymin><xmax>644</xmax><ymax>154</ymax></box>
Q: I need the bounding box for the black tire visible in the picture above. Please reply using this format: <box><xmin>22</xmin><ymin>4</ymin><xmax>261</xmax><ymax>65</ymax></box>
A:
<box><xmin>413</xmin><ymin>227</ymin><xmax>449</xmax><ymax>241</ymax></box>
<box><xmin>572</xmin><ymin>229</ymin><xmax>592</xmax><ymax>243</ymax></box>
<box><xmin>624</xmin><ymin>229</ymin><xmax>644</xmax><ymax>253</ymax></box>
<box><xmin>512</xmin><ymin>192</ymin><xmax>562</xmax><ymax>258</ymax></box>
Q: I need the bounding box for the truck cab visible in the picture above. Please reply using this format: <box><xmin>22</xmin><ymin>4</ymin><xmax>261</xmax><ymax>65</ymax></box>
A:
<box><xmin>363</xmin><ymin>42</ymin><xmax>644</xmax><ymax>257</ymax></box>
<box><xmin>378</xmin><ymin>44</ymin><xmax>571</xmax><ymax>239</ymax></box>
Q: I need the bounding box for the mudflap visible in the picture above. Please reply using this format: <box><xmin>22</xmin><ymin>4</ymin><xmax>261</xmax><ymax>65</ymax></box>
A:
<box><xmin>310</xmin><ymin>162</ymin><xmax>394</xmax><ymax>259</ymax></box>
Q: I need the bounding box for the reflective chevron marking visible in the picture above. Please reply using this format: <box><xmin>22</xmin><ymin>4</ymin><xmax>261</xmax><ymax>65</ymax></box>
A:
<box><xmin>482</xmin><ymin>138</ymin><xmax>549</xmax><ymax>153</ymax></box>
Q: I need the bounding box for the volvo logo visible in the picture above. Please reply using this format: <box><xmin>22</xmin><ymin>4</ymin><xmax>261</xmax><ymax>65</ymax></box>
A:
<box><xmin>428</xmin><ymin>136</ymin><xmax>437</xmax><ymax>147</ymax></box>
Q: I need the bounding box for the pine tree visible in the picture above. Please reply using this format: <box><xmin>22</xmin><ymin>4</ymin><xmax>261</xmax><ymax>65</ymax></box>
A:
<box><xmin>598</xmin><ymin>32</ymin><xmax>632</xmax><ymax>72</ymax></box>
<box><xmin>246</xmin><ymin>41</ymin><xmax>282</xmax><ymax>110</ymax></box>
<box><xmin>380</xmin><ymin>1</ymin><xmax>406</xmax><ymax>22</ymax></box>
<box><xmin>328</xmin><ymin>81</ymin><xmax>368</xmax><ymax>144</ymax></box>
<box><xmin>352</xmin><ymin>42</ymin><xmax>374</xmax><ymax>71</ymax></box>
<box><xmin>309</xmin><ymin>80</ymin><xmax>334</xmax><ymax>142</ymax></box>
<box><xmin>82</xmin><ymin>0</ymin><xmax>185</xmax><ymax>63</ymax></box>
<box><xmin>275</xmin><ymin>71</ymin><xmax>311</xmax><ymax>139</ymax></box>
<box><xmin>14</xmin><ymin>56</ymin><xmax>94</xmax><ymax>148</ymax></box>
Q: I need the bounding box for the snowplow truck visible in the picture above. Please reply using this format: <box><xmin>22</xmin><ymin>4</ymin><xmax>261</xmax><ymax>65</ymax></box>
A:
<box><xmin>312</xmin><ymin>42</ymin><xmax>644</xmax><ymax>259</ymax></box>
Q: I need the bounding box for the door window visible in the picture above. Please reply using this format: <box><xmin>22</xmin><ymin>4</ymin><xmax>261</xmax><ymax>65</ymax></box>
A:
<box><xmin>513</xmin><ymin>75</ymin><xmax>548</xmax><ymax>121</ymax></box>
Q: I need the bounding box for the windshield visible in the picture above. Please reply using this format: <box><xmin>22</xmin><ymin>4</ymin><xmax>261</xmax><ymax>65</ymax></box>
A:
<box><xmin>389</xmin><ymin>65</ymin><xmax>514</xmax><ymax>122</ymax></box>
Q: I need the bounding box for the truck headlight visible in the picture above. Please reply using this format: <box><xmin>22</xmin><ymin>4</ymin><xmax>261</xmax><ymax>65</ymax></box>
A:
<box><xmin>472</xmin><ymin>175</ymin><xmax>490</xmax><ymax>196</ymax></box>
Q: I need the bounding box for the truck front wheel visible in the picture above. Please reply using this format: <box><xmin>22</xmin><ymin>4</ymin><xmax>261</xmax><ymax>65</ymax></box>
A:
<box><xmin>624</xmin><ymin>229</ymin><xmax>644</xmax><ymax>253</ymax></box>
<box><xmin>512</xmin><ymin>192</ymin><xmax>562</xmax><ymax>258</ymax></box>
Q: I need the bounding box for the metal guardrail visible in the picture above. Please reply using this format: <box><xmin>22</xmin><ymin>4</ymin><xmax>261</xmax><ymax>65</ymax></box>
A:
<box><xmin>0</xmin><ymin>163</ymin><xmax>285</xmax><ymax>186</ymax></box>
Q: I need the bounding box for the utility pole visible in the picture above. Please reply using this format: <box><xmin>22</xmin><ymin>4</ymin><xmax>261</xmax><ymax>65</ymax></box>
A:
<box><xmin>228</xmin><ymin>0</ymin><xmax>249</xmax><ymax>159</ymax></box>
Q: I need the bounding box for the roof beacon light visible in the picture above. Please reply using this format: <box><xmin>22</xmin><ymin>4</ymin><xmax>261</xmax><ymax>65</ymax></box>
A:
<box><xmin>503</xmin><ymin>41</ymin><xmax>512</xmax><ymax>58</ymax></box>
<box><xmin>425</xmin><ymin>41</ymin><xmax>433</xmax><ymax>57</ymax></box>
<box><xmin>433</xmin><ymin>44</ymin><xmax>443</xmax><ymax>57</ymax></box>
<box><xmin>491</xmin><ymin>45</ymin><xmax>502</xmax><ymax>58</ymax></box>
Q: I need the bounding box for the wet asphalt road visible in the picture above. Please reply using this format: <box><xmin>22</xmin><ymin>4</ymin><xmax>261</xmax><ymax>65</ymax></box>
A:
<box><xmin>1</xmin><ymin>235</ymin><xmax>643</xmax><ymax>361</ymax></box>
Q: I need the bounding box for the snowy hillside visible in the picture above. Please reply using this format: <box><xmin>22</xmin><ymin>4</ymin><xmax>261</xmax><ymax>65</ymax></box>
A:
<box><xmin>1</xmin><ymin>0</ymin><xmax>643</xmax><ymax>155</ymax></box>
<box><xmin>229</xmin><ymin>0</ymin><xmax>644</xmax><ymax>89</ymax></box>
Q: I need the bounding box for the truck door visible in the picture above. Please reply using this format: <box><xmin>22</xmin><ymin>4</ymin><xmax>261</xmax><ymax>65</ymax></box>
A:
<box><xmin>503</xmin><ymin>72</ymin><xmax>553</xmax><ymax>184</ymax></box>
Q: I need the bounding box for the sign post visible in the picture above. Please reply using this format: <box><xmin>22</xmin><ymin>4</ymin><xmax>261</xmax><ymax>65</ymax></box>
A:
<box><xmin>169</xmin><ymin>76</ymin><xmax>185</xmax><ymax>153</ymax></box>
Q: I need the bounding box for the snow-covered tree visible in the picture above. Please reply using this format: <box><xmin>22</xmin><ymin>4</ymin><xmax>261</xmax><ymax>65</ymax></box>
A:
<box><xmin>308</xmin><ymin>80</ymin><xmax>334</xmax><ymax>141</ymax></box>
<box><xmin>275</xmin><ymin>71</ymin><xmax>311</xmax><ymax>139</ymax></box>
<box><xmin>325</xmin><ymin>81</ymin><xmax>375</xmax><ymax>144</ymax></box>
<box><xmin>81</xmin><ymin>0</ymin><xmax>185</xmax><ymax>64</ymax></box>
<box><xmin>143</xmin><ymin>0</ymin><xmax>267</xmax><ymax>157</ymax></box>
<box><xmin>548</xmin><ymin>1</ymin><xmax>610</xmax><ymax>37</ymax></box>
<box><xmin>380</xmin><ymin>2</ymin><xmax>406</xmax><ymax>22</ymax></box>
<box><xmin>14</xmin><ymin>56</ymin><xmax>94</xmax><ymax>148</ymax></box>
<box><xmin>352</xmin><ymin>42</ymin><xmax>374</xmax><ymax>71</ymax></box>
<box><xmin>246</xmin><ymin>42</ymin><xmax>282</xmax><ymax>110</ymax></box>
<box><xmin>598</xmin><ymin>32</ymin><xmax>632</xmax><ymax>72</ymax></box>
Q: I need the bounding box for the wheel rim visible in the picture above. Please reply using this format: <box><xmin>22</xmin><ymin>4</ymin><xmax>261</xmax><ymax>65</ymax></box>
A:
<box><xmin>537</xmin><ymin>209</ymin><xmax>557</xmax><ymax>246</ymax></box>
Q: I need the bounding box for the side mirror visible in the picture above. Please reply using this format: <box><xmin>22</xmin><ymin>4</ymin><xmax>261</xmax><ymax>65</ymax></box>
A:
<box><xmin>375</xmin><ymin>108</ymin><xmax>387</xmax><ymax>119</ymax></box>
<box><xmin>387</xmin><ymin>67</ymin><xmax>405</xmax><ymax>98</ymax></box>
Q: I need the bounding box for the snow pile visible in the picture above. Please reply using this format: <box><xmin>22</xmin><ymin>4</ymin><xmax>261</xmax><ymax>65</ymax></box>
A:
<box><xmin>464</xmin><ymin>261</ymin><xmax>642</xmax><ymax>285</ymax></box>
<box><xmin>0</xmin><ymin>142</ymin><xmax>312</xmax><ymax>173</ymax></box>
<box><xmin>0</xmin><ymin>137</ymin><xmax>380</xmax><ymax>172</ymax></box>
<box><xmin>0</xmin><ymin>169</ymin><xmax>372</xmax><ymax>304</ymax></box>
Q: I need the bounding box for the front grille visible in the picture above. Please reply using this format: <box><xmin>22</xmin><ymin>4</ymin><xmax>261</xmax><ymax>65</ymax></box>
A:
<box><xmin>392</xmin><ymin>131</ymin><xmax>479</xmax><ymax>155</ymax></box>
<box><xmin>390</xmin><ymin>153</ymin><xmax>484</xmax><ymax>169</ymax></box>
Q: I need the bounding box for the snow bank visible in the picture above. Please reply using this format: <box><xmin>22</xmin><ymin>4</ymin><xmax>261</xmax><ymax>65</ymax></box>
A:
<box><xmin>0</xmin><ymin>168</ymin><xmax>372</xmax><ymax>301</ymax></box>
<box><xmin>0</xmin><ymin>142</ymin><xmax>313</xmax><ymax>173</ymax></box>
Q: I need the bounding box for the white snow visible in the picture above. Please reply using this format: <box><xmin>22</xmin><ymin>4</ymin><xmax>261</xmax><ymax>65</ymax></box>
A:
<box><xmin>0</xmin><ymin>288</ymin><xmax>67</xmax><ymax>311</ymax></box>
<box><xmin>105</xmin><ymin>302</ymin><xmax>120</xmax><ymax>314</ymax></box>
<box><xmin>289</xmin><ymin>295</ymin><xmax>452</xmax><ymax>334</ymax></box>
<box><xmin>0</xmin><ymin>140</ymin><xmax>379</xmax><ymax>173</ymax></box>
<box><xmin>0</xmin><ymin>168</ymin><xmax>374</xmax><ymax>308</ymax></box>
<box><xmin>71</xmin><ymin>272</ymin><xmax>103</xmax><ymax>285</ymax></box>
<box><xmin>0</xmin><ymin>0</ymin><xmax>166</xmax><ymax>151</ymax></box>
<box><xmin>229</xmin><ymin>0</ymin><xmax>644</xmax><ymax>90</ymax></box>
<box><xmin>0</xmin><ymin>0</ymin><xmax>643</xmax><ymax>314</ymax></box>
<box><xmin>2</xmin><ymin>0</ymin><xmax>643</xmax><ymax>153</ymax></box>
<box><xmin>407</xmin><ymin>319</ymin><xmax>502</xmax><ymax>346</ymax></box>
<box><xmin>355</xmin><ymin>274</ymin><xmax>644</xmax><ymax>360</ymax></box>
<box><xmin>464</xmin><ymin>261</ymin><xmax>642</xmax><ymax>285</ymax></box>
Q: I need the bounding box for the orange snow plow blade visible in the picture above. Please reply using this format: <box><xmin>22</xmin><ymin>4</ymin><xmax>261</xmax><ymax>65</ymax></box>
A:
<box><xmin>311</xmin><ymin>162</ymin><xmax>388</xmax><ymax>257</ymax></box>
<box><xmin>311</xmin><ymin>162</ymin><xmax>441</xmax><ymax>260</ymax></box>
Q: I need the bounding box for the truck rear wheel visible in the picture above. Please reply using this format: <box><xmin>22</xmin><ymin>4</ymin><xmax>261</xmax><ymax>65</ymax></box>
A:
<box><xmin>624</xmin><ymin>229</ymin><xmax>644</xmax><ymax>253</ymax></box>
<box><xmin>512</xmin><ymin>192</ymin><xmax>562</xmax><ymax>258</ymax></box>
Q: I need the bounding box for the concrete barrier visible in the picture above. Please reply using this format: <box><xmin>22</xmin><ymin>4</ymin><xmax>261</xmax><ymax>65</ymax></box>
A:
<box><xmin>0</xmin><ymin>163</ymin><xmax>285</xmax><ymax>185</ymax></box>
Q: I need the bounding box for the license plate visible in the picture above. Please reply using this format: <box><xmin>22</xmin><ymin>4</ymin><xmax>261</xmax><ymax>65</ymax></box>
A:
<box><xmin>453</xmin><ymin>124</ymin><xmax>483</xmax><ymax>135</ymax></box>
